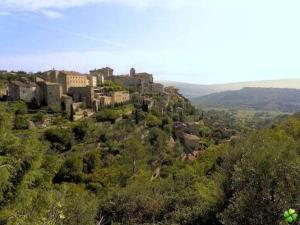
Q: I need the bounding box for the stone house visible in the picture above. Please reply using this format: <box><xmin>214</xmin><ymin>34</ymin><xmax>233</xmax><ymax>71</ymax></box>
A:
<box><xmin>111</xmin><ymin>68</ymin><xmax>162</xmax><ymax>94</ymax></box>
<box><xmin>90</xmin><ymin>67</ymin><xmax>114</xmax><ymax>84</ymax></box>
<box><xmin>111</xmin><ymin>91</ymin><xmax>130</xmax><ymax>105</ymax></box>
<box><xmin>40</xmin><ymin>70</ymin><xmax>88</xmax><ymax>94</ymax></box>
<box><xmin>37</xmin><ymin>81</ymin><xmax>62</xmax><ymax>112</ymax></box>
<box><xmin>87</xmin><ymin>75</ymin><xmax>97</xmax><ymax>87</ymax></box>
<box><xmin>61</xmin><ymin>95</ymin><xmax>73</xmax><ymax>115</ymax></box>
<box><xmin>68</xmin><ymin>86</ymin><xmax>94</xmax><ymax>108</ymax></box>
<box><xmin>9</xmin><ymin>80</ymin><xmax>37</xmax><ymax>103</ymax></box>
<box><xmin>150</xmin><ymin>83</ymin><xmax>164</xmax><ymax>94</ymax></box>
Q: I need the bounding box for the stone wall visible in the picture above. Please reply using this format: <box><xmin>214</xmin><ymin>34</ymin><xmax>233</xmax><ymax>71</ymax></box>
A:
<box><xmin>46</xmin><ymin>83</ymin><xmax>62</xmax><ymax>112</ymax></box>
<box><xmin>69</xmin><ymin>86</ymin><xmax>94</xmax><ymax>107</ymax></box>
<box><xmin>111</xmin><ymin>91</ymin><xmax>130</xmax><ymax>104</ymax></box>
<box><xmin>9</xmin><ymin>81</ymin><xmax>37</xmax><ymax>103</ymax></box>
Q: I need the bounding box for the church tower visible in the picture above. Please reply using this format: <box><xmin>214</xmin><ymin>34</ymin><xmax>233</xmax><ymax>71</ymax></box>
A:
<box><xmin>130</xmin><ymin>67</ymin><xmax>136</xmax><ymax>76</ymax></box>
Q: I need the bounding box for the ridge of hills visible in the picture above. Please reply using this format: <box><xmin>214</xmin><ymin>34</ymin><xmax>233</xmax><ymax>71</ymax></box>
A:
<box><xmin>191</xmin><ymin>87</ymin><xmax>300</xmax><ymax>113</ymax></box>
<box><xmin>159</xmin><ymin>79</ymin><xmax>300</xmax><ymax>98</ymax></box>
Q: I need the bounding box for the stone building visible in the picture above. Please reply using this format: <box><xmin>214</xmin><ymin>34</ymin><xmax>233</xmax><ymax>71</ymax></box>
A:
<box><xmin>96</xmin><ymin>90</ymin><xmax>130</xmax><ymax>107</ymax></box>
<box><xmin>99</xmin><ymin>96</ymin><xmax>112</xmax><ymax>106</ymax></box>
<box><xmin>68</xmin><ymin>86</ymin><xmax>94</xmax><ymax>108</ymax></box>
<box><xmin>111</xmin><ymin>91</ymin><xmax>130</xmax><ymax>105</ymax></box>
<box><xmin>150</xmin><ymin>83</ymin><xmax>164</xmax><ymax>94</ymax></box>
<box><xmin>9</xmin><ymin>80</ymin><xmax>37</xmax><ymax>103</ymax></box>
<box><xmin>61</xmin><ymin>71</ymin><xmax>88</xmax><ymax>94</ymax></box>
<box><xmin>37</xmin><ymin>81</ymin><xmax>62</xmax><ymax>112</ymax></box>
<box><xmin>111</xmin><ymin>68</ymin><xmax>164</xmax><ymax>94</ymax></box>
<box><xmin>61</xmin><ymin>95</ymin><xmax>73</xmax><ymax>115</ymax></box>
<box><xmin>90</xmin><ymin>67</ymin><xmax>114</xmax><ymax>84</ymax></box>
<box><xmin>40</xmin><ymin>70</ymin><xmax>88</xmax><ymax>94</ymax></box>
<box><xmin>39</xmin><ymin>70</ymin><xmax>60</xmax><ymax>83</ymax></box>
<box><xmin>87</xmin><ymin>75</ymin><xmax>97</xmax><ymax>87</ymax></box>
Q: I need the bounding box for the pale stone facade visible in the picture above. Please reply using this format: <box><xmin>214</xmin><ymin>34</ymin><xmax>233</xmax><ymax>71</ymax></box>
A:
<box><xmin>45</xmin><ymin>82</ymin><xmax>62</xmax><ymax>112</ymax></box>
<box><xmin>40</xmin><ymin>70</ymin><xmax>88</xmax><ymax>94</ymax></box>
<box><xmin>150</xmin><ymin>83</ymin><xmax>164</xmax><ymax>94</ymax></box>
<box><xmin>111</xmin><ymin>91</ymin><xmax>130</xmax><ymax>104</ymax></box>
<box><xmin>87</xmin><ymin>75</ymin><xmax>97</xmax><ymax>87</ymax></box>
<box><xmin>90</xmin><ymin>67</ymin><xmax>113</xmax><ymax>84</ymax></box>
<box><xmin>68</xmin><ymin>86</ymin><xmax>94</xmax><ymax>108</ymax></box>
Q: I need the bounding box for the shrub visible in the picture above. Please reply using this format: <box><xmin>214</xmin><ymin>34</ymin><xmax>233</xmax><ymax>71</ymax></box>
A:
<box><xmin>145</xmin><ymin>114</ymin><xmax>161</xmax><ymax>128</ymax></box>
<box><xmin>96</xmin><ymin>109</ymin><xmax>122</xmax><ymax>124</ymax></box>
<box><xmin>44</xmin><ymin>127</ymin><xmax>73</xmax><ymax>152</ymax></box>
<box><xmin>14</xmin><ymin>115</ymin><xmax>29</xmax><ymax>129</ymax></box>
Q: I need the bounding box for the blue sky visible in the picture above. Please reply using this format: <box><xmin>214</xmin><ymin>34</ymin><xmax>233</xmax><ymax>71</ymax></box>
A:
<box><xmin>0</xmin><ymin>0</ymin><xmax>300</xmax><ymax>84</ymax></box>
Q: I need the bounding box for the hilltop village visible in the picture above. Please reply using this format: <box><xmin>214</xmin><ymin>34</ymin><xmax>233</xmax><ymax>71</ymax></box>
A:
<box><xmin>4</xmin><ymin>67</ymin><xmax>164</xmax><ymax>119</ymax></box>
<box><xmin>0</xmin><ymin>67</ymin><xmax>210</xmax><ymax>158</ymax></box>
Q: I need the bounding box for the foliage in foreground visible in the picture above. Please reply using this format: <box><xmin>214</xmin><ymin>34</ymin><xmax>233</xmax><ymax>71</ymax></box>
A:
<box><xmin>0</xmin><ymin>96</ymin><xmax>299</xmax><ymax>225</ymax></box>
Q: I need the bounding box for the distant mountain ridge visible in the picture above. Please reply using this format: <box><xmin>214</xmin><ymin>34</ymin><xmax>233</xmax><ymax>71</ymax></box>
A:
<box><xmin>191</xmin><ymin>87</ymin><xmax>300</xmax><ymax>113</ymax></box>
<box><xmin>159</xmin><ymin>79</ymin><xmax>300</xmax><ymax>98</ymax></box>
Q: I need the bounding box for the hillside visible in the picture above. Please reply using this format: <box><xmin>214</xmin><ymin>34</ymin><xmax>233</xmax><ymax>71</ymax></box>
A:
<box><xmin>192</xmin><ymin>87</ymin><xmax>300</xmax><ymax>113</ymax></box>
<box><xmin>160</xmin><ymin>79</ymin><xmax>300</xmax><ymax>98</ymax></box>
<box><xmin>0</xmin><ymin>73</ymin><xmax>299</xmax><ymax>225</ymax></box>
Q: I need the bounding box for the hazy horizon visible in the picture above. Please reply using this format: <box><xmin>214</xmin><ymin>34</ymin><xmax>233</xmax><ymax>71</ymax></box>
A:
<box><xmin>159</xmin><ymin>78</ymin><xmax>300</xmax><ymax>86</ymax></box>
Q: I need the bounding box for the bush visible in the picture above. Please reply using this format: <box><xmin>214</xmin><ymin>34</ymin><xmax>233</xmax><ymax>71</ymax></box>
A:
<box><xmin>44</xmin><ymin>127</ymin><xmax>73</xmax><ymax>152</ymax></box>
<box><xmin>14</xmin><ymin>115</ymin><xmax>29</xmax><ymax>129</ymax></box>
<box><xmin>96</xmin><ymin>109</ymin><xmax>122</xmax><ymax>124</ymax></box>
<box><xmin>54</xmin><ymin>153</ymin><xmax>84</xmax><ymax>183</ymax></box>
<box><xmin>72</xmin><ymin>119</ymin><xmax>95</xmax><ymax>141</ymax></box>
<box><xmin>8</xmin><ymin>101</ymin><xmax>28</xmax><ymax>115</ymax></box>
<box><xmin>32</xmin><ymin>112</ymin><xmax>46</xmax><ymax>123</ymax></box>
<box><xmin>145</xmin><ymin>114</ymin><xmax>161</xmax><ymax>128</ymax></box>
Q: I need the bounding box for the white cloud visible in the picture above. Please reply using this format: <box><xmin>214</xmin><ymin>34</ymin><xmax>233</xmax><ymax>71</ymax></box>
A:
<box><xmin>41</xmin><ymin>10</ymin><xmax>62</xmax><ymax>18</ymax></box>
<box><xmin>0</xmin><ymin>0</ymin><xmax>190</xmax><ymax>12</ymax></box>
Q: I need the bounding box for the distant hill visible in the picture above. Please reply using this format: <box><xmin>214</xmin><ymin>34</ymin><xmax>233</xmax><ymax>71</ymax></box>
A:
<box><xmin>159</xmin><ymin>79</ymin><xmax>300</xmax><ymax>98</ymax></box>
<box><xmin>191</xmin><ymin>87</ymin><xmax>300</xmax><ymax>113</ymax></box>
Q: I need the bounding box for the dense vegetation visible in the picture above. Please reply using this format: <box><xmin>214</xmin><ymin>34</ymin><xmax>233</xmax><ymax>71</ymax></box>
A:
<box><xmin>192</xmin><ymin>87</ymin><xmax>300</xmax><ymax>113</ymax></box>
<box><xmin>0</xmin><ymin>77</ymin><xmax>299</xmax><ymax>225</ymax></box>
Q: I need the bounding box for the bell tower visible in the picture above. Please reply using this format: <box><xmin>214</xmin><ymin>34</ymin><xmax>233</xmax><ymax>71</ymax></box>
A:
<box><xmin>130</xmin><ymin>67</ymin><xmax>136</xmax><ymax>76</ymax></box>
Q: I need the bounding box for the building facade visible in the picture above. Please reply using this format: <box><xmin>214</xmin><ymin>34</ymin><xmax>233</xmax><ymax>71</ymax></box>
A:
<box><xmin>9</xmin><ymin>80</ymin><xmax>37</xmax><ymax>103</ymax></box>
<box><xmin>87</xmin><ymin>75</ymin><xmax>97</xmax><ymax>87</ymax></box>
<box><xmin>35</xmin><ymin>81</ymin><xmax>62</xmax><ymax>112</ymax></box>
<box><xmin>90</xmin><ymin>67</ymin><xmax>114</xmax><ymax>84</ymax></box>
<box><xmin>111</xmin><ymin>91</ymin><xmax>130</xmax><ymax>105</ymax></box>
<box><xmin>40</xmin><ymin>70</ymin><xmax>88</xmax><ymax>94</ymax></box>
<box><xmin>68</xmin><ymin>86</ymin><xmax>94</xmax><ymax>108</ymax></box>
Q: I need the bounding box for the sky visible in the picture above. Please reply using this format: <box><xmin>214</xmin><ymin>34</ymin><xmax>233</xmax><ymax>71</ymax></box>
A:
<box><xmin>0</xmin><ymin>0</ymin><xmax>300</xmax><ymax>84</ymax></box>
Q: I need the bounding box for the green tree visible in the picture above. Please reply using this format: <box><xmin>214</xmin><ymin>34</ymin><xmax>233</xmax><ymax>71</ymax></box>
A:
<box><xmin>121</xmin><ymin>137</ymin><xmax>145</xmax><ymax>176</ymax></box>
<box><xmin>62</xmin><ymin>184</ymin><xmax>98</xmax><ymax>225</ymax></box>
<box><xmin>145</xmin><ymin>114</ymin><xmax>161</xmax><ymax>128</ymax></box>
<box><xmin>44</xmin><ymin>127</ymin><xmax>74</xmax><ymax>152</ymax></box>
<box><xmin>13</xmin><ymin>115</ymin><xmax>29</xmax><ymax>130</ymax></box>
<box><xmin>220</xmin><ymin>130</ymin><xmax>300</xmax><ymax>225</ymax></box>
